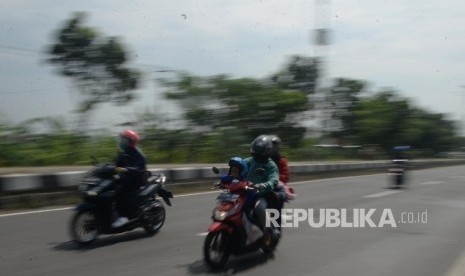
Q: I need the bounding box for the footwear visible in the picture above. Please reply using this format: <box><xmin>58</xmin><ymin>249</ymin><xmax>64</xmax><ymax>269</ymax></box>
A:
<box><xmin>112</xmin><ymin>217</ymin><xmax>129</xmax><ymax>228</ymax></box>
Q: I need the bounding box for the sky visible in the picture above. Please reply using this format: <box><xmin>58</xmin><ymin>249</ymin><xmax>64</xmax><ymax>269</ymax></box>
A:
<box><xmin>1</xmin><ymin>0</ymin><xmax>465</xmax><ymax>132</ymax></box>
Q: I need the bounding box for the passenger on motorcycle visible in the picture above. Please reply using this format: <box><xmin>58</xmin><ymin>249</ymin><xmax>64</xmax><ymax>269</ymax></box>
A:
<box><xmin>219</xmin><ymin>156</ymin><xmax>264</xmax><ymax>243</ymax></box>
<box><xmin>112</xmin><ymin>129</ymin><xmax>147</xmax><ymax>228</ymax></box>
<box><xmin>219</xmin><ymin>157</ymin><xmax>249</xmax><ymax>186</ymax></box>
<box><xmin>269</xmin><ymin>135</ymin><xmax>296</xmax><ymax>205</ymax></box>
<box><xmin>244</xmin><ymin>135</ymin><xmax>280</xmax><ymax>234</ymax></box>
<box><xmin>219</xmin><ymin>156</ymin><xmax>256</xmax><ymax>207</ymax></box>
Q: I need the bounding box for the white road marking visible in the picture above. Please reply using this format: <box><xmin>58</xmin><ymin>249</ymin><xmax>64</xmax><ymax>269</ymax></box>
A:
<box><xmin>445</xmin><ymin>247</ymin><xmax>465</xmax><ymax>276</ymax></box>
<box><xmin>420</xmin><ymin>181</ymin><xmax>444</xmax><ymax>186</ymax></box>
<box><xmin>0</xmin><ymin>207</ymin><xmax>72</xmax><ymax>218</ymax></box>
<box><xmin>364</xmin><ymin>190</ymin><xmax>402</xmax><ymax>198</ymax></box>
<box><xmin>173</xmin><ymin>191</ymin><xmax>218</xmax><ymax>198</ymax></box>
<box><xmin>196</xmin><ymin>232</ymin><xmax>209</xmax><ymax>236</ymax></box>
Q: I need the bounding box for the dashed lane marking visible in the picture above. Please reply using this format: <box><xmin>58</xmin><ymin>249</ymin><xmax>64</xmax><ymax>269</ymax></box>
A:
<box><xmin>420</xmin><ymin>181</ymin><xmax>444</xmax><ymax>186</ymax></box>
<box><xmin>363</xmin><ymin>190</ymin><xmax>402</xmax><ymax>198</ymax></box>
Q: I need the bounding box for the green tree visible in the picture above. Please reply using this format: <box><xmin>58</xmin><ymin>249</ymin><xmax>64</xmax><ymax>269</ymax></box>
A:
<box><xmin>271</xmin><ymin>55</ymin><xmax>319</xmax><ymax>95</ymax></box>
<box><xmin>351</xmin><ymin>91</ymin><xmax>459</xmax><ymax>155</ymax></box>
<box><xmin>400</xmin><ymin>110</ymin><xmax>459</xmax><ymax>155</ymax></box>
<box><xmin>161</xmin><ymin>73</ymin><xmax>309</xmax><ymax>147</ymax></box>
<box><xmin>47</xmin><ymin>12</ymin><xmax>141</xmax><ymax>130</ymax></box>
<box><xmin>323</xmin><ymin>78</ymin><xmax>366</xmax><ymax>142</ymax></box>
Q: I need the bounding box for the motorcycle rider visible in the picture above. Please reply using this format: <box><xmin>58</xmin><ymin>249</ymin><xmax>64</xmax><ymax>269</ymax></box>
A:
<box><xmin>391</xmin><ymin>146</ymin><xmax>411</xmax><ymax>167</ymax></box>
<box><xmin>244</xmin><ymin>135</ymin><xmax>280</xmax><ymax>236</ymax></box>
<box><xmin>112</xmin><ymin>129</ymin><xmax>147</xmax><ymax>228</ymax></box>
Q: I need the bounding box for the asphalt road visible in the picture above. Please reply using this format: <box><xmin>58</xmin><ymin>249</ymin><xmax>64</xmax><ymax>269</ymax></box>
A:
<box><xmin>2</xmin><ymin>165</ymin><xmax>465</xmax><ymax>276</ymax></box>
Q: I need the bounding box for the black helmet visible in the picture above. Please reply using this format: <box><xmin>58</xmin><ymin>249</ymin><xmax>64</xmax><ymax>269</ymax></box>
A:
<box><xmin>268</xmin><ymin>135</ymin><xmax>282</xmax><ymax>156</ymax></box>
<box><xmin>250</xmin><ymin>135</ymin><xmax>272</xmax><ymax>160</ymax></box>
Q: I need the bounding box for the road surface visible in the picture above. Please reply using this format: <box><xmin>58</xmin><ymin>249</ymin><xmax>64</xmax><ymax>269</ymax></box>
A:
<box><xmin>1</xmin><ymin>165</ymin><xmax>465</xmax><ymax>275</ymax></box>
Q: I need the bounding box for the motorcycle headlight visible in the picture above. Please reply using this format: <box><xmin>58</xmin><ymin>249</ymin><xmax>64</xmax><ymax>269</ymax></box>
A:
<box><xmin>212</xmin><ymin>202</ymin><xmax>237</xmax><ymax>221</ymax></box>
<box><xmin>214</xmin><ymin>210</ymin><xmax>228</xmax><ymax>221</ymax></box>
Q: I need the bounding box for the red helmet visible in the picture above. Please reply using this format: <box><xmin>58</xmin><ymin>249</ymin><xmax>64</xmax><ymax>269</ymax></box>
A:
<box><xmin>119</xmin><ymin>129</ymin><xmax>140</xmax><ymax>148</ymax></box>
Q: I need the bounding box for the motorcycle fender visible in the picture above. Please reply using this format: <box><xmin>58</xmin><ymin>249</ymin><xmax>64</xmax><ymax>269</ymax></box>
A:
<box><xmin>157</xmin><ymin>188</ymin><xmax>173</xmax><ymax>206</ymax></box>
<box><xmin>208</xmin><ymin>222</ymin><xmax>233</xmax><ymax>234</ymax></box>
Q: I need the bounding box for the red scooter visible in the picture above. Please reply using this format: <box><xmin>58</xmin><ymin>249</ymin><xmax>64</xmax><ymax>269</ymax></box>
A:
<box><xmin>203</xmin><ymin>167</ymin><xmax>280</xmax><ymax>270</ymax></box>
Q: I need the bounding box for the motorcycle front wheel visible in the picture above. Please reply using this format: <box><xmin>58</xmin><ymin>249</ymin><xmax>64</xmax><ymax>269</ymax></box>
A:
<box><xmin>203</xmin><ymin>231</ymin><xmax>231</xmax><ymax>270</ymax></box>
<box><xmin>143</xmin><ymin>199</ymin><xmax>165</xmax><ymax>234</ymax></box>
<box><xmin>70</xmin><ymin>210</ymin><xmax>100</xmax><ymax>245</ymax></box>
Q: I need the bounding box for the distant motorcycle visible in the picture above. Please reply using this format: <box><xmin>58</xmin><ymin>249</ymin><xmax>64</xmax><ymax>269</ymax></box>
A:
<box><xmin>388</xmin><ymin>159</ymin><xmax>409</xmax><ymax>187</ymax></box>
<box><xmin>70</xmin><ymin>162</ymin><xmax>173</xmax><ymax>245</ymax></box>
<box><xmin>203</xmin><ymin>167</ymin><xmax>280</xmax><ymax>270</ymax></box>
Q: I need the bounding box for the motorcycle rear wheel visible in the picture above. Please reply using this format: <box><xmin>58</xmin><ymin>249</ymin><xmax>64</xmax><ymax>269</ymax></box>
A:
<box><xmin>70</xmin><ymin>211</ymin><xmax>99</xmax><ymax>245</ymax></box>
<box><xmin>262</xmin><ymin>227</ymin><xmax>280</xmax><ymax>253</ymax></box>
<box><xmin>203</xmin><ymin>231</ymin><xmax>231</xmax><ymax>270</ymax></box>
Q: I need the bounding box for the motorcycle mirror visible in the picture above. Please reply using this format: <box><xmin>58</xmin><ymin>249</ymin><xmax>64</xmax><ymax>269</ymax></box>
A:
<box><xmin>212</xmin><ymin>167</ymin><xmax>221</xmax><ymax>175</ymax></box>
<box><xmin>253</xmin><ymin>168</ymin><xmax>266</xmax><ymax>176</ymax></box>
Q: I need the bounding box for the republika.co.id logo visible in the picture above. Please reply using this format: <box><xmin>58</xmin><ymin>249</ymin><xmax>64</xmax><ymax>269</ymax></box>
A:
<box><xmin>266</xmin><ymin>208</ymin><xmax>428</xmax><ymax>228</ymax></box>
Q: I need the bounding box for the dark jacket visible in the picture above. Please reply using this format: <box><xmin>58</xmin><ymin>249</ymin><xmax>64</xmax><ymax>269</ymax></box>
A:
<box><xmin>115</xmin><ymin>147</ymin><xmax>147</xmax><ymax>192</ymax></box>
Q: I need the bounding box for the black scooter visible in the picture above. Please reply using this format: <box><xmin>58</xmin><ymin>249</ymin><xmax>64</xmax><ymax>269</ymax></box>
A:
<box><xmin>70</xmin><ymin>163</ymin><xmax>173</xmax><ymax>245</ymax></box>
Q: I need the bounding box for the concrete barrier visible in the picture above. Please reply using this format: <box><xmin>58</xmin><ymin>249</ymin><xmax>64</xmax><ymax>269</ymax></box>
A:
<box><xmin>0</xmin><ymin>159</ymin><xmax>464</xmax><ymax>209</ymax></box>
<box><xmin>1</xmin><ymin>159</ymin><xmax>464</xmax><ymax>195</ymax></box>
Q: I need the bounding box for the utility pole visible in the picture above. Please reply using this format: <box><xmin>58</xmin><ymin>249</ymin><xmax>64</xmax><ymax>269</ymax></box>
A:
<box><xmin>460</xmin><ymin>86</ymin><xmax>465</xmax><ymax>137</ymax></box>
<box><xmin>313</xmin><ymin>0</ymin><xmax>332</xmax><ymax>139</ymax></box>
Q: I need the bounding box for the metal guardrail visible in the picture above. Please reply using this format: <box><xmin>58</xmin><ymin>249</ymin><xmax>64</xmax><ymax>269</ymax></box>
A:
<box><xmin>1</xmin><ymin>159</ymin><xmax>464</xmax><ymax>194</ymax></box>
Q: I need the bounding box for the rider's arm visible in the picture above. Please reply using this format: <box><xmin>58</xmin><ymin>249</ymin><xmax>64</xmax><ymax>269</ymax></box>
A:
<box><xmin>118</xmin><ymin>150</ymin><xmax>147</xmax><ymax>175</ymax></box>
<box><xmin>263</xmin><ymin>162</ymin><xmax>279</xmax><ymax>190</ymax></box>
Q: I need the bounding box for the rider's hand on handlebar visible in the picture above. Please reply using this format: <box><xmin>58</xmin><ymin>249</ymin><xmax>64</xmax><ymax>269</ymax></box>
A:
<box><xmin>115</xmin><ymin>167</ymin><xmax>128</xmax><ymax>174</ymax></box>
<box><xmin>254</xmin><ymin>183</ymin><xmax>267</xmax><ymax>191</ymax></box>
<box><xmin>211</xmin><ymin>181</ymin><xmax>223</xmax><ymax>189</ymax></box>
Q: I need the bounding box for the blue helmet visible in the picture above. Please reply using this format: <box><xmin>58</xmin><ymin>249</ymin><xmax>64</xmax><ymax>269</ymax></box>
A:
<box><xmin>228</xmin><ymin>156</ymin><xmax>248</xmax><ymax>180</ymax></box>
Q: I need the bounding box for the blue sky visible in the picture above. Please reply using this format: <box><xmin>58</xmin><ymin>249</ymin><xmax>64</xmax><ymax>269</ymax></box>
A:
<box><xmin>1</xmin><ymin>0</ymin><xmax>465</xmax><ymax>132</ymax></box>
